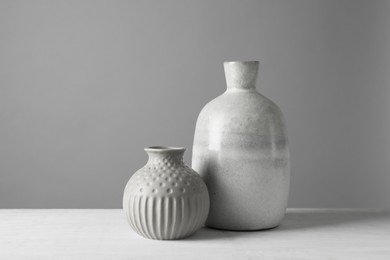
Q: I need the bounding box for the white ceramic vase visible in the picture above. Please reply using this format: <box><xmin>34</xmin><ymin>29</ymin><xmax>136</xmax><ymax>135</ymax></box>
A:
<box><xmin>123</xmin><ymin>146</ymin><xmax>209</xmax><ymax>240</ymax></box>
<box><xmin>192</xmin><ymin>61</ymin><xmax>290</xmax><ymax>230</ymax></box>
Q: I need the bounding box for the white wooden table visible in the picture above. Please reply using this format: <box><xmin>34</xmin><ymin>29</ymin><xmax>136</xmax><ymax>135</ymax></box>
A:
<box><xmin>1</xmin><ymin>209</ymin><xmax>389</xmax><ymax>259</ymax></box>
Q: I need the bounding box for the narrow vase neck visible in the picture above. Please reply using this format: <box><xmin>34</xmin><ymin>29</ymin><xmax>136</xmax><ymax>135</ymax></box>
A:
<box><xmin>145</xmin><ymin>146</ymin><xmax>185</xmax><ymax>166</ymax></box>
<box><xmin>224</xmin><ymin>61</ymin><xmax>259</xmax><ymax>91</ymax></box>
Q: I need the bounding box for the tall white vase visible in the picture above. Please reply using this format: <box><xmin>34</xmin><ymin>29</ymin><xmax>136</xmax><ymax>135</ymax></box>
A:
<box><xmin>192</xmin><ymin>61</ymin><xmax>290</xmax><ymax>230</ymax></box>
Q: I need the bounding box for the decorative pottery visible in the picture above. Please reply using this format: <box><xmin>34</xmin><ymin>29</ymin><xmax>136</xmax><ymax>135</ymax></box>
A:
<box><xmin>123</xmin><ymin>146</ymin><xmax>209</xmax><ymax>240</ymax></box>
<box><xmin>192</xmin><ymin>61</ymin><xmax>290</xmax><ymax>230</ymax></box>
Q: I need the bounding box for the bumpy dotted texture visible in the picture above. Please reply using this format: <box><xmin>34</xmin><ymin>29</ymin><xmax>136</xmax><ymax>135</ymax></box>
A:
<box><xmin>123</xmin><ymin>156</ymin><xmax>209</xmax><ymax>240</ymax></box>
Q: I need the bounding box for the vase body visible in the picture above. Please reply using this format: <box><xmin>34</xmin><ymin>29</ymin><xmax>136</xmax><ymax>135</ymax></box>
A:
<box><xmin>192</xmin><ymin>61</ymin><xmax>290</xmax><ymax>230</ymax></box>
<box><xmin>123</xmin><ymin>146</ymin><xmax>209</xmax><ymax>240</ymax></box>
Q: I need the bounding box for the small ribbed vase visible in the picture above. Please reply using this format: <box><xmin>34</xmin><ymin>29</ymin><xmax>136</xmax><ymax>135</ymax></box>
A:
<box><xmin>123</xmin><ymin>146</ymin><xmax>209</xmax><ymax>240</ymax></box>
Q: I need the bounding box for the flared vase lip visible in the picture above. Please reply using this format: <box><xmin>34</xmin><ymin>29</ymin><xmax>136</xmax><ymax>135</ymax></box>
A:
<box><xmin>224</xmin><ymin>60</ymin><xmax>259</xmax><ymax>65</ymax></box>
<box><xmin>144</xmin><ymin>146</ymin><xmax>186</xmax><ymax>153</ymax></box>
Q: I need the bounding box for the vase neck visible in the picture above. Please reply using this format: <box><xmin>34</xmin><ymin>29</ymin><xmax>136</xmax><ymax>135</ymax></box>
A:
<box><xmin>144</xmin><ymin>146</ymin><xmax>185</xmax><ymax>166</ymax></box>
<box><xmin>224</xmin><ymin>61</ymin><xmax>259</xmax><ymax>91</ymax></box>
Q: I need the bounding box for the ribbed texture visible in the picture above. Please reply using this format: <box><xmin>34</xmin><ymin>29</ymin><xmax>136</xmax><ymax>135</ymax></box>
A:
<box><xmin>123</xmin><ymin>147</ymin><xmax>209</xmax><ymax>239</ymax></box>
<box><xmin>124</xmin><ymin>193</ymin><xmax>209</xmax><ymax>240</ymax></box>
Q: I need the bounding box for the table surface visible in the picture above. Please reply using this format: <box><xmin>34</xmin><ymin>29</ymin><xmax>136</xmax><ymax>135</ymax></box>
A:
<box><xmin>1</xmin><ymin>209</ymin><xmax>389</xmax><ymax>259</ymax></box>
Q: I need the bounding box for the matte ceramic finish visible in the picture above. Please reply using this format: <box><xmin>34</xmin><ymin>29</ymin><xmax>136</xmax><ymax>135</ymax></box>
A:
<box><xmin>192</xmin><ymin>61</ymin><xmax>290</xmax><ymax>230</ymax></box>
<box><xmin>123</xmin><ymin>147</ymin><xmax>209</xmax><ymax>240</ymax></box>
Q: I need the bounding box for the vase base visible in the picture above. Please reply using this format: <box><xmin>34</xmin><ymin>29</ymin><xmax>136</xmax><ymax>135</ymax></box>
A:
<box><xmin>205</xmin><ymin>223</ymin><xmax>280</xmax><ymax>232</ymax></box>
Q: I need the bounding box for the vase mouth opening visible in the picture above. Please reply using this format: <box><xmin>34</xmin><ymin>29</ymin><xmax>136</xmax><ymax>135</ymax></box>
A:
<box><xmin>144</xmin><ymin>146</ymin><xmax>186</xmax><ymax>153</ymax></box>
<box><xmin>224</xmin><ymin>60</ymin><xmax>259</xmax><ymax>65</ymax></box>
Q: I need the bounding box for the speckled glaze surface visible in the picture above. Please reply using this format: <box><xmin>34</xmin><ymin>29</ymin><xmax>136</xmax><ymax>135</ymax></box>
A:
<box><xmin>192</xmin><ymin>61</ymin><xmax>290</xmax><ymax>231</ymax></box>
<box><xmin>123</xmin><ymin>147</ymin><xmax>209</xmax><ymax>240</ymax></box>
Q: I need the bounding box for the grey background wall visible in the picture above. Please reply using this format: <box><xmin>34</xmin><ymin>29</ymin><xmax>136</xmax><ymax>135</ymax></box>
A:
<box><xmin>1</xmin><ymin>0</ymin><xmax>389</xmax><ymax>208</ymax></box>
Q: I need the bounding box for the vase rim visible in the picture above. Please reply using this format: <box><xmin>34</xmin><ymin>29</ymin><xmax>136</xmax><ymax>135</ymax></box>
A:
<box><xmin>144</xmin><ymin>146</ymin><xmax>186</xmax><ymax>153</ymax></box>
<box><xmin>224</xmin><ymin>60</ymin><xmax>259</xmax><ymax>65</ymax></box>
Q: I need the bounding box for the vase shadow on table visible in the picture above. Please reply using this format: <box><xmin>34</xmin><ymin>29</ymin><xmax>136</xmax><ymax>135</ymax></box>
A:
<box><xmin>276</xmin><ymin>209</ymin><xmax>389</xmax><ymax>231</ymax></box>
<box><xmin>185</xmin><ymin>209</ymin><xmax>389</xmax><ymax>241</ymax></box>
